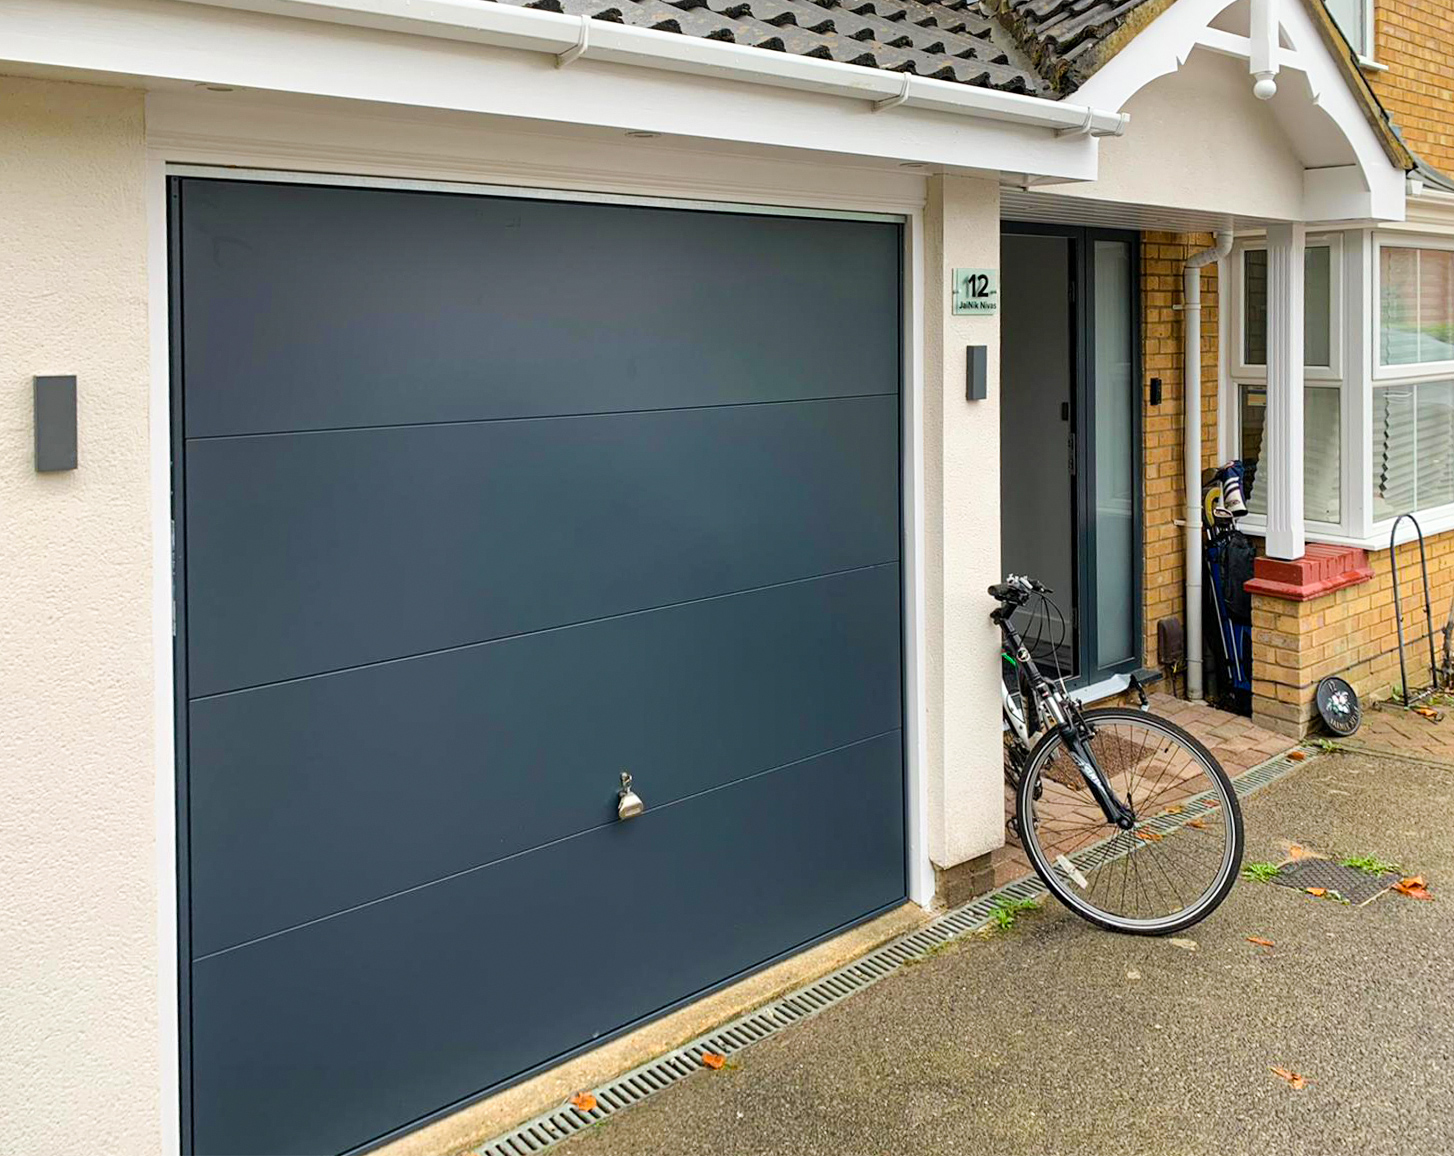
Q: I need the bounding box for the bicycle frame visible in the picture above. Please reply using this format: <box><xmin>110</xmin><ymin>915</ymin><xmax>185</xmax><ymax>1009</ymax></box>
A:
<box><xmin>1000</xmin><ymin>677</ymin><xmax>1030</xmax><ymax>750</ymax></box>
<box><xmin>996</xmin><ymin>591</ymin><xmax>1135</xmax><ymax>829</ymax></box>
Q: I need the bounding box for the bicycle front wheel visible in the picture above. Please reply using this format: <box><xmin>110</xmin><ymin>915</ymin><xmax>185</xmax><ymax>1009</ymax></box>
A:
<box><xmin>1016</xmin><ymin>707</ymin><xmax>1244</xmax><ymax>935</ymax></box>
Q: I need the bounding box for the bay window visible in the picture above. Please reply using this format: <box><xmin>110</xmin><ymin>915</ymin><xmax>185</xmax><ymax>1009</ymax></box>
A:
<box><xmin>1374</xmin><ymin>241</ymin><xmax>1454</xmax><ymax>525</ymax></box>
<box><xmin>1223</xmin><ymin>232</ymin><xmax>1454</xmax><ymax>546</ymax></box>
<box><xmin>1240</xmin><ymin>384</ymin><xmax>1342</xmax><ymax>523</ymax></box>
<box><xmin>1371</xmin><ymin>382</ymin><xmax>1454</xmax><ymax>520</ymax></box>
<box><xmin>1379</xmin><ymin>245</ymin><xmax>1454</xmax><ymax>367</ymax></box>
<box><xmin>1231</xmin><ymin>237</ymin><xmax>1342</xmax><ymax>530</ymax></box>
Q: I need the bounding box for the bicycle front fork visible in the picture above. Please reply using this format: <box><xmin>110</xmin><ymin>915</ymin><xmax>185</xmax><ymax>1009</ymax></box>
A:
<box><xmin>1059</xmin><ymin>726</ymin><xmax>1136</xmax><ymax>829</ymax></box>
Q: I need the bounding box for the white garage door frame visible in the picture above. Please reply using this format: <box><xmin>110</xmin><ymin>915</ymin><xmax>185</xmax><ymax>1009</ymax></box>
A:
<box><xmin>144</xmin><ymin>94</ymin><xmax>931</xmax><ymax>1156</ymax></box>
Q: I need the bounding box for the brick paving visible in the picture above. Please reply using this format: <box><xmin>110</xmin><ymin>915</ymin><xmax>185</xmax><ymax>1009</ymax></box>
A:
<box><xmin>1139</xmin><ymin>692</ymin><xmax>1294</xmax><ymax>774</ymax></box>
<box><xmin>1345</xmin><ymin>697</ymin><xmax>1454</xmax><ymax>764</ymax></box>
<box><xmin>990</xmin><ymin>693</ymin><xmax>1294</xmax><ymax>888</ymax></box>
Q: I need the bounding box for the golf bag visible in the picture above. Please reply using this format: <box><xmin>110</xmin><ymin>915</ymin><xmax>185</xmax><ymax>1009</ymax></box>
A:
<box><xmin>1202</xmin><ymin>462</ymin><xmax>1254</xmax><ymax>716</ymax></box>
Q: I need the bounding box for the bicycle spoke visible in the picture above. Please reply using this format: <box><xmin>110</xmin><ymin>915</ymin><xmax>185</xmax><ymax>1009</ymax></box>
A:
<box><xmin>1017</xmin><ymin>710</ymin><xmax>1240</xmax><ymax>931</ymax></box>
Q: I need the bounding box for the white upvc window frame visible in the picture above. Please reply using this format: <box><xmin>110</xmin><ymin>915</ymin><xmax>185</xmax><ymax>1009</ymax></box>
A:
<box><xmin>1325</xmin><ymin>0</ymin><xmax>1379</xmax><ymax>66</ymax></box>
<box><xmin>1372</xmin><ymin>233</ymin><xmax>1454</xmax><ymax>384</ymax></box>
<box><xmin>1226</xmin><ymin>232</ymin><xmax>1350</xmax><ymax>540</ymax></box>
<box><xmin>1367</xmin><ymin>232</ymin><xmax>1454</xmax><ymax>538</ymax></box>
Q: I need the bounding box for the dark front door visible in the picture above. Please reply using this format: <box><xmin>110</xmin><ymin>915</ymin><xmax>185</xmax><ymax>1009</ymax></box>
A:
<box><xmin>999</xmin><ymin>224</ymin><xmax>1141</xmax><ymax>686</ymax></box>
<box><xmin>172</xmin><ymin>178</ymin><xmax>906</xmax><ymax>1155</ymax></box>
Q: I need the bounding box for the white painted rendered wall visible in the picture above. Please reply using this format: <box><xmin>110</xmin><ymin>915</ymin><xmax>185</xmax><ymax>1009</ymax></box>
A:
<box><xmin>0</xmin><ymin>76</ymin><xmax>162</xmax><ymax>1156</ymax></box>
<box><xmin>920</xmin><ymin>175</ymin><xmax>1006</xmax><ymax>872</ymax></box>
<box><xmin>0</xmin><ymin>76</ymin><xmax>1007</xmax><ymax>1156</ymax></box>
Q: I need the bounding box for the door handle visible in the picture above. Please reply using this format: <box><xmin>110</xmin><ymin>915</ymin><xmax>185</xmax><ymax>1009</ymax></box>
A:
<box><xmin>617</xmin><ymin>772</ymin><xmax>644</xmax><ymax>820</ymax></box>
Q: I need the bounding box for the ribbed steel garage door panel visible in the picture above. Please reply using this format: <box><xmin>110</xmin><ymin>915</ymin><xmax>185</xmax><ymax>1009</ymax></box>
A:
<box><xmin>184</xmin><ymin>396</ymin><xmax>899</xmax><ymax>697</ymax></box>
<box><xmin>190</xmin><ymin>732</ymin><xmax>905</xmax><ymax>1156</ymax></box>
<box><xmin>187</xmin><ymin>563</ymin><xmax>902</xmax><ymax>957</ymax></box>
<box><xmin>174</xmin><ymin>177</ymin><xmax>903</xmax><ymax>1156</ymax></box>
<box><xmin>177</xmin><ymin>180</ymin><xmax>902</xmax><ymax>438</ymax></box>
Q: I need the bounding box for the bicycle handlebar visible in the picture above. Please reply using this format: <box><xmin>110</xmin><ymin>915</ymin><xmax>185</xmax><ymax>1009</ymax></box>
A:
<box><xmin>988</xmin><ymin>574</ymin><xmax>1053</xmax><ymax>603</ymax></box>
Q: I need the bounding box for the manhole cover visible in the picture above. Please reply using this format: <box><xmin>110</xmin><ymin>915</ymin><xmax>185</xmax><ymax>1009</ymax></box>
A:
<box><xmin>1270</xmin><ymin>860</ymin><xmax>1397</xmax><ymax>906</ymax></box>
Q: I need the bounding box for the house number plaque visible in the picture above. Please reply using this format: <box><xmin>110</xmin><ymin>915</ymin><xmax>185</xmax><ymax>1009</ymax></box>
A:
<box><xmin>952</xmin><ymin>268</ymin><xmax>998</xmax><ymax>315</ymax></box>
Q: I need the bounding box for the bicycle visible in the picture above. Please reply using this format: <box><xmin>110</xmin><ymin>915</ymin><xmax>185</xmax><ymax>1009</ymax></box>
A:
<box><xmin>992</xmin><ymin>575</ymin><xmax>1245</xmax><ymax>934</ymax></box>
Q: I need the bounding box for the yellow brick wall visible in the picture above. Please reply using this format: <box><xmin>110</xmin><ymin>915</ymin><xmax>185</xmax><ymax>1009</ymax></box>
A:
<box><xmin>1142</xmin><ymin>233</ymin><xmax>1220</xmax><ymax>678</ymax></box>
<box><xmin>1369</xmin><ymin>0</ymin><xmax>1454</xmax><ymax>175</ymax></box>
<box><xmin>1252</xmin><ymin>533</ymin><xmax>1454</xmax><ymax>734</ymax></box>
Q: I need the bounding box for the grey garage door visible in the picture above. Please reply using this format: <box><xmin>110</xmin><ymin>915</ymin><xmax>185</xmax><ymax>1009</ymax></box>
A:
<box><xmin>172</xmin><ymin>177</ymin><xmax>905</xmax><ymax>1156</ymax></box>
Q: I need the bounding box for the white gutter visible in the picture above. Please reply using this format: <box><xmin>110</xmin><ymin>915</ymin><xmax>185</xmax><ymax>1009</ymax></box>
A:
<box><xmin>1183</xmin><ymin>230</ymin><xmax>1233</xmax><ymax>703</ymax></box>
<box><xmin>177</xmin><ymin>0</ymin><xmax>1130</xmax><ymax>137</ymax></box>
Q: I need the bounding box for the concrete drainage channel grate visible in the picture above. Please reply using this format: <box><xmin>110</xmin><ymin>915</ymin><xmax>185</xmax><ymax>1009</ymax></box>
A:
<box><xmin>474</xmin><ymin>740</ymin><xmax>1319</xmax><ymax>1156</ymax></box>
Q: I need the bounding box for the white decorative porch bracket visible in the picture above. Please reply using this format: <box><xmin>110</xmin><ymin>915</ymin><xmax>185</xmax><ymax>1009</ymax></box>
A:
<box><xmin>1264</xmin><ymin>222</ymin><xmax>1306</xmax><ymax>560</ymax></box>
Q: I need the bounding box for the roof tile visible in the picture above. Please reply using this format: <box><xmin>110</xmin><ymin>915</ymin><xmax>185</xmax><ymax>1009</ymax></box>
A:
<box><xmin>990</xmin><ymin>0</ymin><xmax>1158</xmax><ymax>92</ymax></box>
<box><xmin>489</xmin><ymin>0</ymin><xmax>1048</xmax><ymax>92</ymax></box>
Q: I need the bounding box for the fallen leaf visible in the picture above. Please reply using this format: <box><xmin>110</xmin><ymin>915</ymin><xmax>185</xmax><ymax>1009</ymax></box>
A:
<box><xmin>1269</xmin><ymin>1066</ymin><xmax>1309</xmax><ymax>1090</ymax></box>
<box><xmin>700</xmin><ymin>1052</ymin><xmax>726</xmax><ymax>1070</ymax></box>
<box><xmin>1164</xmin><ymin>805</ymin><xmax>1185</xmax><ymax>815</ymax></box>
<box><xmin>1415</xmin><ymin>707</ymin><xmax>1439</xmax><ymax>719</ymax></box>
<box><xmin>1305</xmin><ymin>887</ymin><xmax>1327</xmax><ymax>897</ymax></box>
<box><xmin>1186</xmin><ymin>819</ymin><xmax>1208</xmax><ymax>830</ymax></box>
<box><xmin>1288</xmin><ymin>751</ymin><xmax>1307</xmax><ymax>761</ymax></box>
<box><xmin>1286</xmin><ymin>843</ymin><xmax>1315</xmax><ymax>861</ymax></box>
<box><xmin>1246</xmin><ymin>937</ymin><xmax>1275</xmax><ymax>948</ymax></box>
<box><xmin>1135</xmin><ymin>829</ymin><xmax>1164</xmax><ymax>842</ymax></box>
<box><xmin>570</xmin><ymin>1092</ymin><xmax>598</xmax><ymax>1113</ymax></box>
<box><xmin>1394</xmin><ymin>875</ymin><xmax>1434</xmax><ymax>901</ymax></box>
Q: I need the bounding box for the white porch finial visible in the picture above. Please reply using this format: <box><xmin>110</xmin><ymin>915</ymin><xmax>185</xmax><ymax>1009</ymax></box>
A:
<box><xmin>1250</xmin><ymin>0</ymin><xmax>1279</xmax><ymax>99</ymax></box>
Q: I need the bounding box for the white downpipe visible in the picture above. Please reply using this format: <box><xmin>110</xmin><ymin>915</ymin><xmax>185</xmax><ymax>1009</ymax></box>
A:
<box><xmin>177</xmin><ymin>0</ymin><xmax>1131</xmax><ymax>136</ymax></box>
<box><xmin>1183</xmin><ymin>231</ymin><xmax>1233</xmax><ymax>702</ymax></box>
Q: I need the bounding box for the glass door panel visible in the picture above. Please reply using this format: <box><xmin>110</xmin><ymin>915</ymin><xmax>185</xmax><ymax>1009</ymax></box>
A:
<box><xmin>1090</xmin><ymin>238</ymin><xmax>1137</xmax><ymax>672</ymax></box>
<box><xmin>1000</xmin><ymin>231</ymin><xmax>1077</xmax><ymax>678</ymax></box>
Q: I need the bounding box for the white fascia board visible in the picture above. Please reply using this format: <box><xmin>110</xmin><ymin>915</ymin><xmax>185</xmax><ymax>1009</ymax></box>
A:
<box><xmin>181</xmin><ymin>0</ymin><xmax>1129</xmax><ymax>134</ymax></box>
<box><xmin>1400</xmin><ymin>188</ymin><xmax>1454</xmax><ymax>235</ymax></box>
<box><xmin>0</xmin><ymin>0</ymin><xmax>1112</xmax><ymax>181</ymax></box>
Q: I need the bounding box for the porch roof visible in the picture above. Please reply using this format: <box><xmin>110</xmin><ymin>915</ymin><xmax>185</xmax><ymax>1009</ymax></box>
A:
<box><xmin>998</xmin><ymin>0</ymin><xmax>1412</xmax><ymax>171</ymax></box>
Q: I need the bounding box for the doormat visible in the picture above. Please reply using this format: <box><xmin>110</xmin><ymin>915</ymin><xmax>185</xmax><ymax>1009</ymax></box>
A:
<box><xmin>1269</xmin><ymin>859</ymin><xmax>1398</xmax><ymax>906</ymax></box>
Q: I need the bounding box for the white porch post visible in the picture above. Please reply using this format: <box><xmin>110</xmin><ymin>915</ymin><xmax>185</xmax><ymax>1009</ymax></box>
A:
<box><xmin>1264</xmin><ymin>222</ymin><xmax>1305</xmax><ymax>560</ymax></box>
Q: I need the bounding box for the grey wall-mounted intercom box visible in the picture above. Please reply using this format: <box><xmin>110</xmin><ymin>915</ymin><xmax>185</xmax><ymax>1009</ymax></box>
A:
<box><xmin>965</xmin><ymin>346</ymin><xmax>988</xmax><ymax>401</ymax></box>
<box><xmin>34</xmin><ymin>375</ymin><xmax>77</xmax><ymax>472</ymax></box>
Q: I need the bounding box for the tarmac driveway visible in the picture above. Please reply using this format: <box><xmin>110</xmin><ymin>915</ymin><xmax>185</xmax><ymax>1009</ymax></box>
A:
<box><xmin>561</xmin><ymin>748</ymin><xmax>1454</xmax><ymax>1156</ymax></box>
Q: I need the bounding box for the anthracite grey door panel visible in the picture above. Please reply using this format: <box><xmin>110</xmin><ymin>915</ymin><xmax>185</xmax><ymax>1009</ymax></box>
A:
<box><xmin>191</xmin><ymin>732</ymin><xmax>904</xmax><ymax>1156</ymax></box>
<box><xmin>187</xmin><ymin>562</ymin><xmax>902</xmax><ymax>957</ymax></box>
<box><xmin>177</xmin><ymin>179</ymin><xmax>902</xmax><ymax>438</ymax></box>
<box><xmin>174</xmin><ymin>176</ymin><xmax>903</xmax><ymax>1156</ymax></box>
<box><xmin>184</xmin><ymin>395</ymin><xmax>899</xmax><ymax>697</ymax></box>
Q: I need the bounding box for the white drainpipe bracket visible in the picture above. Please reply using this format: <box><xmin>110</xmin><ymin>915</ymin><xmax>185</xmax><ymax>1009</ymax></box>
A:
<box><xmin>872</xmin><ymin>72</ymin><xmax>914</xmax><ymax>112</ymax></box>
<box><xmin>555</xmin><ymin>15</ymin><xmax>590</xmax><ymax>67</ymax></box>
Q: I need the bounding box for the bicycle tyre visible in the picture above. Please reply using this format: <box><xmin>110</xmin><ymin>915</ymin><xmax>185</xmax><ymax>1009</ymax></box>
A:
<box><xmin>1016</xmin><ymin>707</ymin><xmax>1245</xmax><ymax>935</ymax></box>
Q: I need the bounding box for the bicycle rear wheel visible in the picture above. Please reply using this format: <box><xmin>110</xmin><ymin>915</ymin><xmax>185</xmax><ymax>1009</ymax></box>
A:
<box><xmin>1016</xmin><ymin>707</ymin><xmax>1244</xmax><ymax>935</ymax></box>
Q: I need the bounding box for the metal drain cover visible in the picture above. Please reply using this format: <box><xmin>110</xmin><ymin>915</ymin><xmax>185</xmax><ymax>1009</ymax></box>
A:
<box><xmin>1270</xmin><ymin>860</ymin><xmax>1397</xmax><ymax>906</ymax></box>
